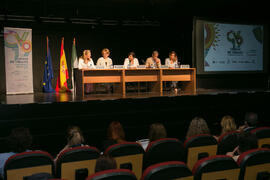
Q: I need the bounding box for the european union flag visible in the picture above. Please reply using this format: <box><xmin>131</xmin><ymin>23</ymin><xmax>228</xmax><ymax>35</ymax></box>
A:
<box><xmin>43</xmin><ymin>37</ymin><xmax>55</xmax><ymax>92</ymax></box>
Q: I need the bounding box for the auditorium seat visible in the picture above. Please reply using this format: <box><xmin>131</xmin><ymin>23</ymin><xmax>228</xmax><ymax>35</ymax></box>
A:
<box><xmin>192</xmin><ymin>155</ymin><xmax>239</xmax><ymax>180</ymax></box>
<box><xmin>141</xmin><ymin>161</ymin><xmax>193</xmax><ymax>180</ymax></box>
<box><xmin>237</xmin><ymin>148</ymin><xmax>270</xmax><ymax>180</ymax></box>
<box><xmin>104</xmin><ymin>142</ymin><xmax>144</xmax><ymax>179</ymax></box>
<box><xmin>251</xmin><ymin>127</ymin><xmax>270</xmax><ymax>148</ymax></box>
<box><xmin>217</xmin><ymin>131</ymin><xmax>239</xmax><ymax>154</ymax></box>
<box><xmin>143</xmin><ymin>138</ymin><xmax>184</xmax><ymax>169</ymax></box>
<box><xmin>184</xmin><ymin>134</ymin><xmax>217</xmax><ymax>170</ymax></box>
<box><xmin>55</xmin><ymin>146</ymin><xmax>100</xmax><ymax>180</ymax></box>
<box><xmin>85</xmin><ymin>169</ymin><xmax>137</xmax><ymax>180</ymax></box>
<box><xmin>4</xmin><ymin>151</ymin><xmax>54</xmax><ymax>180</ymax></box>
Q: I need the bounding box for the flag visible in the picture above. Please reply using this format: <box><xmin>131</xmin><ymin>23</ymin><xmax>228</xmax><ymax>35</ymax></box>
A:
<box><xmin>43</xmin><ymin>36</ymin><xmax>55</xmax><ymax>92</ymax></box>
<box><xmin>55</xmin><ymin>37</ymin><xmax>70</xmax><ymax>92</ymax></box>
<box><xmin>70</xmin><ymin>38</ymin><xmax>78</xmax><ymax>90</ymax></box>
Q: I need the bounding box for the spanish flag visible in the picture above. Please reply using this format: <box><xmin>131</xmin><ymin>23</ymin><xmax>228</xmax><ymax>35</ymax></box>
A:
<box><xmin>55</xmin><ymin>38</ymin><xmax>70</xmax><ymax>92</ymax></box>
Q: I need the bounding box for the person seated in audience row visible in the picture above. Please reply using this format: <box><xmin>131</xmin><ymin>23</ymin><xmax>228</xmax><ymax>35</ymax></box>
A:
<box><xmin>0</xmin><ymin>127</ymin><xmax>33</xmax><ymax>178</ymax></box>
<box><xmin>95</xmin><ymin>155</ymin><xmax>117</xmax><ymax>173</ymax></box>
<box><xmin>101</xmin><ymin>121</ymin><xmax>126</xmax><ymax>152</ymax></box>
<box><xmin>186</xmin><ymin>117</ymin><xmax>210</xmax><ymax>139</ymax></box>
<box><xmin>214</xmin><ymin>115</ymin><xmax>237</xmax><ymax>140</ymax></box>
<box><xmin>137</xmin><ymin>123</ymin><xmax>167</xmax><ymax>151</ymax></box>
<box><xmin>239</xmin><ymin>112</ymin><xmax>258</xmax><ymax>132</ymax></box>
<box><xmin>55</xmin><ymin>126</ymin><xmax>86</xmax><ymax>162</ymax></box>
<box><xmin>124</xmin><ymin>52</ymin><xmax>139</xmax><ymax>69</ymax></box>
<box><xmin>226</xmin><ymin>131</ymin><xmax>258</xmax><ymax>161</ymax></box>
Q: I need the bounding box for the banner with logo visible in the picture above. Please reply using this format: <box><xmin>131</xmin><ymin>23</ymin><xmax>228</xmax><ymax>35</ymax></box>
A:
<box><xmin>4</xmin><ymin>27</ymin><xmax>33</xmax><ymax>94</ymax></box>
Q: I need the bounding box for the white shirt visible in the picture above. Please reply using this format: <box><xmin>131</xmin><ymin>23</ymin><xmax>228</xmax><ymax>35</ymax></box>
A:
<box><xmin>78</xmin><ymin>58</ymin><xmax>96</xmax><ymax>69</ymax></box>
<box><xmin>123</xmin><ymin>58</ymin><xmax>139</xmax><ymax>69</ymax></box>
<box><xmin>165</xmin><ymin>58</ymin><xmax>179</xmax><ymax>68</ymax></box>
<box><xmin>96</xmin><ymin>57</ymin><xmax>113</xmax><ymax>69</ymax></box>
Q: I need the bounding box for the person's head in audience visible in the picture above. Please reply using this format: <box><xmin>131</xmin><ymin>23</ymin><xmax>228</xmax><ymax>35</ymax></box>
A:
<box><xmin>238</xmin><ymin>131</ymin><xmax>258</xmax><ymax>154</ymax></box>
<box><xmin>244</xmin><ymin>112</ymin><xmax>258</xmax><ymax>128</ymax></box>
<box><xmin>186</xmin><ymin>117</ymin><xmax>210</xmax><ymax>139</ymax></box>
<box><xmin>8</xmin><ymin>127</ymin><xmax>32</xmax><ymax>153</ymax></box>
<box><xmin>95</xmin><ymin>155</ymin><xmax>117</xmax><ymax>173</ymax></box>
<box><xmin>107</xmin><ymin>121</ymin><xmax>125</xmax><ymax>143</ymax></box>
<box><xmin>66</xmin><ymin>126</ymin><xmax>84</xmax><ymax>147</ymax></box>
<box><xmin>220</xmin><ymin>115</ymin><xmax>237</xmax><ymax>135</ymax></box>
<box><xmin>102</xmin><ymin>48</ymin><xmax>110</xmax><ymax>59</ymax></box>
<box><xmin>148</xmin><ymin>123</ymin><xmax>167</xmax><ymax>142</ymax></box>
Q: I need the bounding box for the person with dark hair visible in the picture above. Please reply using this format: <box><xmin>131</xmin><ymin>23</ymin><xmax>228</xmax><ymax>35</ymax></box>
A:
<box><xmin>239</xmin><ymin>112</ymin><xmax>259</xmax><ymax>132</ymax></box>
<box><xmin>227</xmin><ymin>131</ymin><xmax>258</xmax><ymax>161</ymax></box>
<box><xmin>0</xmin><ymin>127</ymin><xmax>32</xmax><ymax>178</ymax></box>
<box><xmin>95</xmin><ymin>155</ymin><xmax>117</xmax><ymax>173</ymax></box>
<box><xmin>137</xmin><ymin>123</ymin><xmax>167</xmax><ymax>150</ymax></box>
<box><xmin>124</xmin><ymin>52</ymin><xmax>139</xmax><ymax>69</ymax></box>
<box><xmin>101</xmin><ymin>121</ymin><xmax>126</xmax><ymax>152</ymax></box>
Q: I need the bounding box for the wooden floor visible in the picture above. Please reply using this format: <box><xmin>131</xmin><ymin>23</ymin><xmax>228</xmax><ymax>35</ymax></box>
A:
<box><xmin>0</xmin><ymin>88</ymin><xmax>268</xmax><ymax>105</ymax></box>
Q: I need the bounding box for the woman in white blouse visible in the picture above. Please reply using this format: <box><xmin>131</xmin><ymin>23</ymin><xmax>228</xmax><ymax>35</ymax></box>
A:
<box><xmin>165</xmin><ymin>51</ymin><xmax>179</xmax><ymax>92</ymax></box>
<box><xmin>78</xmin><ymin>50</ymin><xmax>96</xmax><ymax>69</ymax></box>
<box><xmin>78</xmin><ymin>50</ymin><xmax>95</xmax><ymax>93</ymax></box>
<box><xmin>96</xmin><ymin>48</ymin><xmax>113</xmax><ymax>69</ymax></box>
<box><xmin>123</xmin><ymin>52</ymin><xmax>139</xmax><ymax>69</ymax></box>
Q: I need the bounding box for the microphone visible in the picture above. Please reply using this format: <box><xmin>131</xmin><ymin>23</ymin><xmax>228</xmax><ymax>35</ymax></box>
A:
<box><xmin>141</xmin><ymin>59</ymin><xmax>145</xmax><ymax>64</ymax></box>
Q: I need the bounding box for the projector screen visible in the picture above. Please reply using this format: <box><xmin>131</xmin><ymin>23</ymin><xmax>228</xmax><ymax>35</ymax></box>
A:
<box><xmin>193</xmin><ymin>18</ymin><xmax>268</xmax><ymax>74</ymax></box>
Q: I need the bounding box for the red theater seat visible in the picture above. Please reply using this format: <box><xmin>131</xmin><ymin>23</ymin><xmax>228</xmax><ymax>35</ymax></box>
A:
<box><xmin>85</xmin><ymin>169</ymin><xmax>137</xmax><ymax>180</ymax></box>
<box><xmin>251</xmin><ymin>127</ymin><xmax>270</xmax><ymax>148</ymax></box>
<box><xmin>184</xmin><ymin>134</ymin><xmax>217</xmax><ymax>170</ymax></box>
<box><xmin>55</xmin><ymin>146</ymin><xmax>100</xmax><ymax>180</ymax></box>
<box><xmin>192</xmin><ymin>155</ymin><xmax>239</xmax><ymax>180</ymax></box>
<box><xmin>141</xmin><ymin>161</ymin><xmax>193</xmax><ymax>180</ymax></box>
<box><xmin>237</xmin><ymin>148</ymin><xmax>270</xmax><ymax>180</ymax></box>
<box><xmin>104</xmin><ymin>142</ymin><xmax>144</xmax><ymax>179</ymax></box>
<box><xmin>143</xmin><ymin>138</ymin><xmax>184</xmax><ymax>170</ymax></box>
<box><xmin>4</xmin><ymin>151</ymin><xmax>54</xmax><ymax>180</ymax></box>
<box><xmin>217</xmin><ymin>131</ymin><xmax>240</xmax><ymax>154</ymax></box>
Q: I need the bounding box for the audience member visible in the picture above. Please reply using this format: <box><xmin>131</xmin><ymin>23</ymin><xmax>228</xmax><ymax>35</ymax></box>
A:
<box><xmin>186</xmin><ymin>117</ymin><xmax>210</xmax><ymax>139</ymax></box>
<box><xmin>95</xmin><ymin>155</ymin><xmax>117</xmax><ymax>173</ymax></box>
<box><xmin>137</xmin><ymin>122</ymin><xmax>167</xmax><ymax>150</ymax></box>
<box><xmin>55</xmin><ymin>126</ymin><xmax>86</xmax><ymax>161</ymax></box>
<box><xmin>0</xmin><ymin>127</ymin><xmax>32</xmax><ymax>178</ymax></box>
<box><xmin>239</xmin><ymin>112</ymin><xmax>258</xmax><ymax>132</ymax></box>
<box><xmin>101</xmin><ymin>121</ymin><xmax>126</xmax><ymax>152</ymax></box>
<box><xmin>214</xmin><ymin>115</ymin><xmax>237</xmax><ymax>140</ymax></box>
<box><xmin>226</xmin><ymin>131</ymin><xmax>258</xmax><ymax>161</ymax></box>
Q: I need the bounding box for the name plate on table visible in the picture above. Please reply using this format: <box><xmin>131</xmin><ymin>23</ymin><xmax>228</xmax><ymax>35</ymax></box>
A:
<box><xmin>180</xmin><ymin>64</ymin><xmax>190</xmax><ymax>68</ymax></box>
<box><xmin>95</xmin><ymin>66</ymin><xmax>105</xmax><ymax>69</ymax></box>
<box><xmin>137</xmin><ymin>65</ymin><xmax>146</xmax><ymax>69</ymax></box>
<box><xmin>114</xmin><ymin>65</ymin><xmax>124</xmax><ymax>69</ymax></box>
<box><xmin>160</xmin><ymin>65</ymin><xmax>169</xmax><ymax>69</ymax></box>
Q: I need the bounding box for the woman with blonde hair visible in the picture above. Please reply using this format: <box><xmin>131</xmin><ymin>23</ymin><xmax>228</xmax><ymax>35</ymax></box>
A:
<box><xmin>186</xmin><ymin>117</ymin><xmax>210</xmax><ymax>139</ymax></box>
<box><xmin>55</xmin><ymin>126</ymin><xmax>86</xmax><ymax>161</ymax></box>
<box><xmin>78</xmin><ymin>50</ymin><xmax>95</xmax><ymax>69</ymax></box>
<box><xmin>220</xmin><ymin>115</ymin><xmax>237</xmax><ymax>135</ymax></box>
<box><xmin>78</xmin><ymin>50</ymin><xmax>95</xmax><ymax>93</ymax></box>
<box><xmin>96</xmin><ymin>48</ymin><xmax>113</xmax><ymax>69</ymax></box>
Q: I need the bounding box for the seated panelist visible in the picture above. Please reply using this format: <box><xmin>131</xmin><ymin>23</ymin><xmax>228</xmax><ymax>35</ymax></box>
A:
<box><xmin>96</xmin><ymin>48</ymin><xmax>113</xmax><ymax>69</ymax></box>
<box><xmin>123</xmin><ymin>52</ymin><xmax>139</xmax><ymax>69</ymax></box>
<box><xmin>145</xmin><ymin>51</ymin><xmax>161</xmax><ymax>68</ymax></box>
<box><xmin>78</xmin><ymin>50</ymin><xmax>95</xmax><ymax>69</ymax></box>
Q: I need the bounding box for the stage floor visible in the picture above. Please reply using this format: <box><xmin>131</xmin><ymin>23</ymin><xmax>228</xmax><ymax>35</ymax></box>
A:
<box><xmin>0</xmin><ymin>88</ymin><xmax>268</xmax><ymax>105</ymax></box>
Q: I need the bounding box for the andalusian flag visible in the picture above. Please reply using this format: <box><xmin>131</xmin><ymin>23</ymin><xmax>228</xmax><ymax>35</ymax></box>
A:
<box><xmin>55</xmin><ymin>38</ymin><xmax>70</xmax><ymax>92</ymax></box>
<box><xmin>43</xmin><ymin>36</ymin><xmax>55</xmax><ymax>92</ymax></box>
<box><xmin>71</xmin><ymin>38</ymin><xmax>78</xmax><ymax>90</ymax></box>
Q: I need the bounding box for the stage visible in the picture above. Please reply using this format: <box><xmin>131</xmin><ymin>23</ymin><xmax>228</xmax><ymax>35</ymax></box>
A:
<box><xmin>0</xmin><ymin>89</ymin><xmax>270</xmax><ymax>156</ymax></box>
